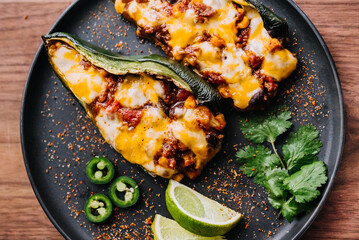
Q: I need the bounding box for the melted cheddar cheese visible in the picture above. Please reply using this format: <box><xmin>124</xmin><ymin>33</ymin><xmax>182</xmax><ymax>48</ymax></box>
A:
<box><xmin>96</xmin><ymin>107</ymin><xmax>170</xmax><ymax>166</ymax></box>
<box><xmin>115</xmin><ymin>0</ymin><xmax>297</xmax><ymax>109</ymax></box>
<box><xmin>49</xmin><ymin>43</ymin><xmax>224</xmax><ymax>179</ymax></box>
<box><xmin>50</xmin><ymin>45</ymin><xmax>108</xmax><ymax>104</ymax></box>
<box><xmin>114</xmin><ymin>74</ymin><xmax>165</xmax><ymax>108</ymax></box>
<box><xmin>170</xmin><ymin>99</ymin><xmax>220</xmax><ymax>169</ymax></box>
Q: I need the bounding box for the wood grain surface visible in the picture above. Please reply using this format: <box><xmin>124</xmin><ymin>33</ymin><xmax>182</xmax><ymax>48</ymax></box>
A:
<box><xmin>0</xmin><ymin>0</ymin><xmax>358</xmax><ymax>239</ymax></box>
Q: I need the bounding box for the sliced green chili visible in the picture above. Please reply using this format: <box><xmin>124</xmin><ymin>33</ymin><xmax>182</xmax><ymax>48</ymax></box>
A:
<box><xmin>86</xmin><ymin>157</ymin><xmax>115</xmax><ymax>184</ymax></box>
<box><xmin>84</xmin><ymin>194</ymin><xmax>113</xmax><ymax>223</ymax></box>
<box><xmin>109</xmin><ymin>176</ymin><xmax>140</xmax><ymax>208</ymax></box>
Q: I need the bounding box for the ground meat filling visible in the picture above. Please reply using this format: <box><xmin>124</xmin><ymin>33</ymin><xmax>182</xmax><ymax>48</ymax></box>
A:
<box><xmin>236</xmin><ymin>27</ymin><xmax>250</xmax><ymax>48</ymax></box>
<box><xmin>248</xmin><ymin>52</ymin><xmax>264</xmax><ymax>70</ymax></box>
<box><xmin>158</xmin><ymin>80</ymin><xmax>192</xmax><ymax>115</ymax></box>
<box><xmin>160</xmin><ymin>0</ymin><xmax>173</xmax><ymax>16</ymax></box>
<box><xmin>89</xmin><ymin>72</ymin><xmax>120</xmax><ymax>117</ymax></box>
<box><xmin>182</xmin><ymin>46</ymin><xmax>200</xmax><ymax>67</ymax></box>
<box><xmin>202</xmin><ymin>71</ymin><xmax>226</xmax><ymax>86</ymax></box>
<box><xmin>177</xmin><ymin>0</ymin><xmax>190</xmax><ymax>12</ymax></box>
<box><xmin>192</xmin><ymin>2</ymin><xmax>217</xmax><ymax>22</ymax></box>
<box><xmin>256</xmin><ymin>71</ymin><xmax>279</xmax><ymax>99</ymax></box>
<box><xmin>137</xmin><ymin>25</ymin><xmax>172</xmax><ymax>56</ymax></box>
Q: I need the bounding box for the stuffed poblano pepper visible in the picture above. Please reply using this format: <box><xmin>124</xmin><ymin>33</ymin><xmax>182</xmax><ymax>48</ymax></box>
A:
<box><xmin>43</xmin><ymin>32</ymin><xmax>226</xmax><ymax>181</ymax></box>
<box><xmin>114</xmin><ymin>0</ymin><xmax>298</xmax><ymax>110</ymax></box>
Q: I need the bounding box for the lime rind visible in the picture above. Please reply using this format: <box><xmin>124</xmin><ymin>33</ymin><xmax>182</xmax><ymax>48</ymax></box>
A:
<box><xmin>152</xmin><ymin>214</ymin><xmax>225</xmax><ymax>240</ymax></box>
<box><xmin>169</xmin><ymin>180</ymin><xmax>242</xmax><ymax>224</ymax></box>
<box><xmin>166</xmin><ymin>180</ymin><xmax>243</xmax><ymax>237</ymax></box>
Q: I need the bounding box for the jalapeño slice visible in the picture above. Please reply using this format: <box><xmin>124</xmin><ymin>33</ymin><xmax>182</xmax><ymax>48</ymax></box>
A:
<box><xmin>84</xmin><ymin>194</ymin><xmax>113</xmax><ymax>223</ymax></box>
<box><xmin>109</xmin><ymin>176</ymin><xmax>140</xmax><ymax>208</ymax></box>
<box><xmin>86</xmin><ymin>157</ymin><xmax>115</xmax><ymax>184</ymax></box>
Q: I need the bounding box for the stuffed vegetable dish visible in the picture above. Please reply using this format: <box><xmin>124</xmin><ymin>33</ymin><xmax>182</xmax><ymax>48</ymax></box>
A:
<box><xmin>114</xmin><ymin>0</ymin><xmax>298</xmax><ymax>110</ymax></box>
<box><xmin>43</xmin><ymin>32</ymin><xmax>226</xmax><ymax>181</ymax></box>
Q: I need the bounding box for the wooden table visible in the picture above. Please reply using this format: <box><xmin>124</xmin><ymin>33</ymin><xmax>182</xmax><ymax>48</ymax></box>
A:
<box><xmin>0</xmin><ymin>0</ymin><xmax>358</xmax><ymax>239</ymax></box>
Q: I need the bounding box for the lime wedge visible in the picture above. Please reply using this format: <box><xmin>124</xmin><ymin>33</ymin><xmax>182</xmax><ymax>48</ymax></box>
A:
<box><xmin>166</xmin><ymin>180</ymin><xmax>243</xmax><ymax>237</ymax></box>
<box><xmin>152</xmin><ymin>214</ymin><xmax>225</xmax><ymax>240</ymax></box>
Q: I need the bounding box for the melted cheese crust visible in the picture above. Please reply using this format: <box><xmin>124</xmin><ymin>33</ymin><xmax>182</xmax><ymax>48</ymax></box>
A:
<box><xmin>114</xmin><ymin>74</ymin><xmax>165</xmax><ymax>108</ymax></box>
<box><xmin>115</xmin><ymin>0</ymin><xmax>297</xmax><ymax>109</ymax></box>
<box><xmin>96</xmin><ymin>107</ymin><xmax>170</xmax><ymax>165</ymax></box>
<box><xmin>51</xmin><ymin>45</ymin><xmax>108</xmax><ymax>104</ymax></box>
<box><xmin>50</xmin><ymin>44</ymin><xmax>224</xmax><ymax>179</ymax></box>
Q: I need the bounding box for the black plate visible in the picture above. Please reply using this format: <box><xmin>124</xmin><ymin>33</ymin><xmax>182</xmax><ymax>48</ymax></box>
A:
<box><xmin>21</xmin><ymin>0</ymin><xmax>344</xmax><ymax>239</ymax></box>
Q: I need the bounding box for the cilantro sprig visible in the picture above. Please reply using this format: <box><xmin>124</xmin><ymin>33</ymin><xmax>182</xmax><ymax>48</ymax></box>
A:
<box><xmin>236</xmin><ymin>108</ymin><xmax>327</xmax><ymax>222</ymax></box>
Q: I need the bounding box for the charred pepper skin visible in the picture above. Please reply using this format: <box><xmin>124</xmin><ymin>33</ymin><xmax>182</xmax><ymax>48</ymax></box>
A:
<box><xmin>84</xmin><ymin>194</ymin><xmax>113</xmax><ymax>223</ymax></box>
<box><xmin>86</xmin><ymin>157</ymin><xmax>115</xmax><ymax>184</ymax></box>
<box><xmin>109</xmin><ymin>176</ymin><xmax>140</xmax><ymax>208</ymax></box>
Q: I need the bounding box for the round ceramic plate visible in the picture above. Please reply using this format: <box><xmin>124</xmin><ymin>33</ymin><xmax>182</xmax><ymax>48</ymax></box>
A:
<box><xmin>21</xmin><ymin>0</ymin><xmax>344</xmax><ymax>239</ymax></box>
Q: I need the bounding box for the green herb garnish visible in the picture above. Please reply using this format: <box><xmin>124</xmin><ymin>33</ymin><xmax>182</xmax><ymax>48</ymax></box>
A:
<box><xmin>237</xmin><ymin>108</ymin><xmax>328</xmax><ymax>222</ymax></box>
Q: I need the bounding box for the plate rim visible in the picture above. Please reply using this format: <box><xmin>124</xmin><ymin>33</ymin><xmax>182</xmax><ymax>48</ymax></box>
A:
<box><xmin>20</xmin><ymin>0</ymin><xmax>345</xmax><ymax>239</ymax></box>
<box><xmin>284</xmin><ymin>1</ymin><xmax>345</xmax><ymax>239</ymax></box>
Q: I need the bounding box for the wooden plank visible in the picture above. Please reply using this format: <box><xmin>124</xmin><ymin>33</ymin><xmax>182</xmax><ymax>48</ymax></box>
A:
<box><xmin>0</xmin><ymin>2</ymin><xmax>71</xmax><ymax>239</ymax></box>
<box><xmin>295</xmin><ymin>1</ymin><xmax>359</xmax><ymax>237</ymax></box>
<box><xmin>0</xmin><ymin>0</ymin><xmax>358</xmax><ymax>239</ymax></box>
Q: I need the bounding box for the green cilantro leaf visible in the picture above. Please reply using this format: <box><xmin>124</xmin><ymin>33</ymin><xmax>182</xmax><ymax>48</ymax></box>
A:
<box><xmin>281</xmin><ymin>197</ymin><xmax>307</xmax><ymax>223</ymax></box>
<box><xmin>236</xmin><ymin>145</ymin><xmax>281</xmax><ymax>185</ymax></box>
<box><xmin>236</xmin><ymin>145</ymin><xmax>270</xmax><ymax>178</ymax></box>
<box><xmin>240</xmin><ymin>109</ymin><xmax>292</xmax><ymax>144</ymax></box>
<box><xmin>263</xmin><ymin>168</ymin><xmax>289</xmax><ymax>198</ymax></box>
<box><xmin>236</xmin><ymin>108</ymin><xmax>327</xmax><ymax>223</ymax></box>
<box><xmin>283</xmin><ymin>125</ymin><xmax>322</xmax><ymax>173</ymax></box>
<box><xmin>283</xmin><ymin>161</ymin><xmax>328</xmax><ymax>203</ymax></box>
<box><xmin>265</xmin><ymin>168</ymin><xmax>289</xmax><ymax>214</ymax></box>
<box><xmin>268</xmin><ymin>195</ymin><xmax>287</xmax><ymax>210</ymax></box>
